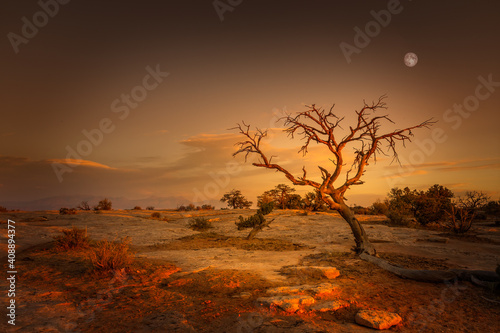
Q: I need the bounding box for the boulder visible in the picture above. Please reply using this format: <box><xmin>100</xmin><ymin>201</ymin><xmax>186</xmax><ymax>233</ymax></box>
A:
<box><xmin>355</xmin><ymin>310</ymin><xmax>402</xmax><ymax>330</ymax></box>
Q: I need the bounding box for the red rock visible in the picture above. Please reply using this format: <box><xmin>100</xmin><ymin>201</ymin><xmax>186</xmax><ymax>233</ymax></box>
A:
<box><xmin>355</xmin><ymin>310</ymin><xmax>402</xmax><ymax>330</ymax></box>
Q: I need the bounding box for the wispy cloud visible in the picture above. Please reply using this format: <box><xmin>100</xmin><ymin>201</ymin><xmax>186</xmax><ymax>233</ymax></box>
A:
<box><xmin>48</xmin><ymin>158</ymin><xmax>117</xmax><ymax>170</ymax></box>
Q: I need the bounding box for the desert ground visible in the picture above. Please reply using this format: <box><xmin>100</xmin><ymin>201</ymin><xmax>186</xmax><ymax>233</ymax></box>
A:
<box><xmin>1</xmin><ymin>209</ymin><xmax>499</xmax><ymax>332</ymax></box>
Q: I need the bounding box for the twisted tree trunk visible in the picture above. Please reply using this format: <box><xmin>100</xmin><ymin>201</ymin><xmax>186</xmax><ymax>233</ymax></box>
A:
<box><xmin>337</xmin><ymin>203</ymin><xmax>376</xmax><ymax>255</ymax></box>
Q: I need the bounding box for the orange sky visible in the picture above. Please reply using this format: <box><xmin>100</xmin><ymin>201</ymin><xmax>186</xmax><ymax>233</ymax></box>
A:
<box><xmin>1</xmin><ymin>1</ymin><xmax>499</xmax><ymax>209</ymax></box>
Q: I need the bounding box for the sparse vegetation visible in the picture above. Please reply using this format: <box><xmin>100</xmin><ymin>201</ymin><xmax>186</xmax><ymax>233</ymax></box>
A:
<box><xmin>447</xmin><ymin>191</ymin><xmax>490</xmax><ymax>233</ymax></box>
<box><xmin>54</xmin><ymin>226</ymin><xmax>89</xmax><ymax>250</ymax></box>
<box><xmin>220</xmin><ymin>189</ymin><xmax>252</xmax><ymax>209</ymax></box>
<box><xmin>151</xmin><ymin>212</ymin><xmax>161</xmax><ymax>219</ymax></box>
<box><xmin>77</xmin><ymin>201</ymin><xmax>91</xmax><ymax>211</ymax></box>
<box><xmin>236</xmin><ymin>204</ymin><xmax>274</xmax><ymax>240</ymax></box>
<box><xmin>146</xmin><ymin>206</ymin><xmax>155</xmax><ymax>210</ymax></box>
<box><xmin>59</xmin><ymin>207</ymin><xmax>77</xmax><ymax>215</ymax></box>
<box><xmin>94</xmin><ymin>198</ymin><xmax>112</xmax><ymax>211</ymax></box>
<box><xmin>188</xmin><ymin>217</ymin><xmax>213</xmax><ymax>231</ymax></box>
<box><xmin>88</xmin><ymin>238</ymin><xmax>133</xmax><ymax>272</ymax></box>
<box><xmin>0</xmin><ymin>206</ymin><xmax>8</xmax><ymax>212</ymax></box>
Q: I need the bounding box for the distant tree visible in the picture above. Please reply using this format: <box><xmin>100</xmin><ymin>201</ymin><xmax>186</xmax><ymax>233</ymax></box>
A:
<box><xmin>220</xmin><ymin>190</ymin><xmax>252</xmax><ymax>209</ymax></box>
<box><xmin>257</xmin><ymin>184</ymin><xmax>297</xmax><ymax>209</ymax></box>
<box><xmin>484</xmin><ymin>200</ymin><xmax>500</xmax><ymax>217</ymax></box>
<box><xmin>95</xmin><ymin>198</ymin><xmax>112</xmax><ymax>211</ymax></box>
<box><xmin>133</xmin><ymin>206</ymin><xmax>142</xmax><ymax>210</ymax></box>
<box><xmin>447</xmin><ymin>191</ymin><xmax>490</xmax><ymax>233</ymax></box>
<box><xmin>201</xmin><ymin>204</ymin><xmax>215</xmax><ymax>210</ymax></box>
<box><xmin>0</xmin><ymin>206</ymin><xmax>7</xmax><ymax>212</ymax></box>
<box><xmin>303</xmin><ymin>191</ymin><xmax>328</xmax><ymax>211</ymax></box>
<box><xmin>77</xmin><ymin>201</ymin><xmax>91</xmax><ymax>211</ymax></box>
<box><xmin>146</xmin><ymin>206</ymin><xmax>155</xmax><ymax>210</ymax></box>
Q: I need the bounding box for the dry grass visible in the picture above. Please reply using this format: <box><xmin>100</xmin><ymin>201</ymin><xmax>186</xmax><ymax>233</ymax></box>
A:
<box><xmin>88</xmin><ymin>238</ymin><xmax>133</xmax><ymax>272</ymax></box>
<box><xmin>54</xmin><ymin>226</ymin><xmax>89</xmax><ymax>251</ymax></box>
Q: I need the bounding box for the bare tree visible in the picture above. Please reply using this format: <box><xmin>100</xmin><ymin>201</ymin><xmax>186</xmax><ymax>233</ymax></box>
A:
<box><xmin>231</xmin><ymin>97</ymin><xmax>500</xmax><ymax>285</ymax></box>
<box><xmin>233</xmin><ymin>96</ymin><xmax>434</xmax><ymax>255</ymax></box>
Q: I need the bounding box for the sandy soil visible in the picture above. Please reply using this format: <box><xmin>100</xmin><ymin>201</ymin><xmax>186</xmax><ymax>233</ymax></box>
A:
<box><xmin>1</xmin><ymin>209</ymin><xmax>499</xmax><ymax>332</ymax></box>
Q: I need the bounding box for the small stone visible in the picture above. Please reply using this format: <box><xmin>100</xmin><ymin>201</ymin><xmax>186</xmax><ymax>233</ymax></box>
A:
<box><xmin>257</xmin><ymin>295</ymin><xmax>315</xmax><ymax>312</ymax></box>
<box><xmin>266</xmin><ymin>283</ymin><xmax>338</xmax><ymax>296</ymax></box>
<box><xmin>309</xmin><ymin>300</ymin><xmax>346</xmax><ymax>312</ymax></box>
<box><xmin>355</xmin><ymin>310</ymin><xmax>402</xmax><ymax>330</ymax></box>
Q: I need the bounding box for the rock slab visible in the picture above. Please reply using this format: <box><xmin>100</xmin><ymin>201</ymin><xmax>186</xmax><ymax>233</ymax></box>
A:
<box><xmin>257</xmin><ymin>295</ymin><xmax>315</xmax><ymax>313</ymax></box>
<box><xmin>266</xmin><ymin>282</ymin><xmax>338</xmax><ymax>296</ymax></box>
<box><xmin>282</xmin><ymin>266</ymin><xmax>340</xmax><ymax>279</ymax></box>
<box><xmin>355</xmin><ymin>310</ymin><xmax>402</xmax><ymax>330</ymax></box>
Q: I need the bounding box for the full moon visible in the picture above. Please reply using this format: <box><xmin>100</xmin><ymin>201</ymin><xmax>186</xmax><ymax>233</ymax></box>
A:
<box><xmin>404</xmin><ymin>52</ymin><xmax>418</xmax><ymax>67</ymax></box>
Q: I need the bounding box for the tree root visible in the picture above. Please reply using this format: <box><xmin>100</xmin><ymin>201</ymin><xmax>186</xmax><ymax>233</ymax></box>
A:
<box><xmin>359</xmin><ymin>253</ymin><xmax>500</xmax><ymax>286</ymax></box>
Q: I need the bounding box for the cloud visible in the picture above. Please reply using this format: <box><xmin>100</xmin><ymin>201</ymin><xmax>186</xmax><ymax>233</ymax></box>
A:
<box><xmin>143</xmin><ymin>129</ymin><xmax>169</xmax><ymax>136</ymax></box>
<box><xmin>48</xmin><ymin>158</ymin><xmax>117</xmax><ymax>170</ymax></box>
<box><xmin>383</xmin><ymin>170</ymin><xmax>428</xmax><ymax>179</ymax></box>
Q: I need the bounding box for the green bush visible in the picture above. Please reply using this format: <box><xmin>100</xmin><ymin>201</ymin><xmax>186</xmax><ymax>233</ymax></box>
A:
<box><xmin>236</xmin><ymin>211</ymin><xmax>266</xmax><ymax>230</ymax></box>
<box><xmin>54</xmin><ymin>226</ymin><xmax>89</xmax><ymax>250</ymax></box>
<box><xmin>259</xmin><ymin>201</ymin><xmax>274</xmax><ymax>215</ymax></box>
<box><xmin>88</xmin><ymin>238</ymin><xmax>133</xmax><ymax>272</ymax></box>
<box><xmin>188</xmin><ymin>217</ymin><xmax>213</xmax><ymax>231</ymax></box>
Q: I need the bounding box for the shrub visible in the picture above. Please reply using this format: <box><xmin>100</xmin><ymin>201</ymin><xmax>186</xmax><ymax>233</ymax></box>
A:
<box><xmin>371</xmin><ymin>200</ymin><xmax>388</xmax><ymax>215</ymax></box>
<box><xmin>188</xmin><ymin>217</ymin><xmax>213</xmax><ymax>231</ymax></box>
<box><xmin>54</xmin><ymin>226</ymin><xmax>89</xmax><ymax>250</ymax></box>
<box><xmin>351</xmin><ymin>205</ymin><xmax>372</xmax><ymax>215</ymax></box>
<box><xmin>94</xmin><ymin>198</ymin><xmax>112</xmax><ymax>211</ymax></box>
<box><xmin>88</xmin><ymin>238</ymin><xmax>133</xmax><ymax>272</ymax></box>
<box><xmin>146</xmin><ymin>206</ymin><xmax>155</xmax><ymax>210</ymax></box>
<box><xmin>201</xmin><ymin>204</ymin><xmax>215</xmax><ymax>210</ymax></box>
<box><xmin>151</xmin><ymin>212</ymin><xmax>161</xmax><ymax>219</ymax></box>
<box><xmin>236</xmin><ymin>203</ymin><xmax>274</xmax><ymax>239</ymax></box>
<box><xmin>59</xmin><ymin>207</ymin><xmax>77</xmax><ymax>215</ymax></box>
<box><xmin>259</xmin><ymin>201</ymin><xmax>274</xmax><ymax>215</ymax></box>
<box><xmin>132</xmin><ymin>206</ymin><xmax>142</xmax><ymax>210</ymax></box>
<box><xmin>386</xmin><ymin>209</ymin><xmax>409</xmax><ymax>226</ymax></box>
<box><xmin>77</xmin><ymin>201</ymin><xmax>91</xmax><ymax>211</ymax></box>
<box><xmin>0</xmin><ymin>206</ymin><xmax>8</xmax><ymax>212</ymax></box>
<box><xmin>413</xmin><ymin>185</ymin><xmax>453</xmax><ymax>225</ymax></box>
<box><xmin>177</xmin><ymin>205</ymin><xmax>186</xmax><ymax>211</ymax></box>
<box><xmin>186</xmin><ymin>203</ymin><xmax>196</xmax><ymax>211</ymax></box>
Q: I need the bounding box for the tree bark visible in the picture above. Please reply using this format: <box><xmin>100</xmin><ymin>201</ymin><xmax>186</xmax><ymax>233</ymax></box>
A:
<box><xmin>338</xmin><ymin>203</ymin><xmax>376</xmax><ymax>255</ymax></box>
